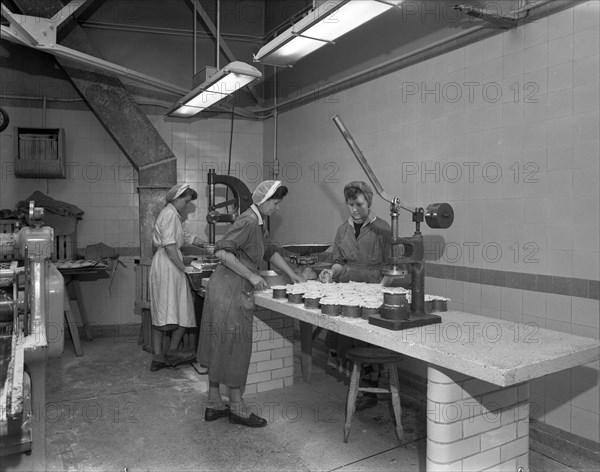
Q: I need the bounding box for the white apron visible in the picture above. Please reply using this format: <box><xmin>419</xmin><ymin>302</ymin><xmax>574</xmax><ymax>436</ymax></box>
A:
<box><xmin>148</xmin><ymin>203</ymin><xmax>196</xmax><ymax>328</ymax></box>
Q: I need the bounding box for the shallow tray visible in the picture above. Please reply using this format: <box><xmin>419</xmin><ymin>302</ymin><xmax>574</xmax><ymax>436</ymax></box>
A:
<box><xmin>283</xmin><ymin>244</ymin><xmax>331</xmax><ymax>256</ymax></box>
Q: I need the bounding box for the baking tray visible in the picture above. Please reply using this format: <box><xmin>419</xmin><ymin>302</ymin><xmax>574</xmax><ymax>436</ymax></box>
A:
<box><xmin>283</xmin><ymin>244</ymin><xmax>331</xmax><ymax>256</ymax></box>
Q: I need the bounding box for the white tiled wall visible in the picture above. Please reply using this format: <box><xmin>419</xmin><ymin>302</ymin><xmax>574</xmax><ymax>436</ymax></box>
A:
<box><xmin>0</xmin><ymin>108</ymin><xmax>264</xmax><ymax>325</ymax></box>
<box><xmin>271</xmin><ymin>1</ymin><xmax>600</xmax><ymax>443</ymax></box>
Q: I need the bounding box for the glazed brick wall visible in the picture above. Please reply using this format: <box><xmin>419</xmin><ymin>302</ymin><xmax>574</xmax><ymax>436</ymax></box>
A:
<box><xmin>427</xmin><ymin>366</ymin><xmax>530</xmax><ymax>472</ymax></box>
<box><xmin>244</xmin><ymin>308</ymin><xmax>295</xmax><ymax>395</ymax></box>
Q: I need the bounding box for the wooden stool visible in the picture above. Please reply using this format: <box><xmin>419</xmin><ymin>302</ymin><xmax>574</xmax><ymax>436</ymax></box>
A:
<box><xmin>343</xmin><ymin>347</ymin><xmax>403</xmax><ymax>443</ymax></box>
<box><xmin>63</xmin><ymin>291</ymin><xmax>82</xmax><ymax>356</ymax></box>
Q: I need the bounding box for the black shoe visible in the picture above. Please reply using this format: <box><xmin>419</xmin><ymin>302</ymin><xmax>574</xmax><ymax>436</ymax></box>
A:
<box><xmin>204</xmin><ymin>405</ymin><xmax>230</xmax><ymax>422</ymax></box>
<box><xmin>228</xmin><ymin>411</ymin><xmax>267</xmax><ymax>428</ymax></box>
<box><xmin>165</xmin><ymin>352</ymin><xmax>196</xmax><ymax>367</ymax></box>
<box><xmin>150</xmin><ymin>360</ymin><xmax>167</xmax><ymax>372</ymax></box>
<box><xmin>355</xmin><ymin>395</ymin><xmax>378</xmax><ymax>412</ymax></box>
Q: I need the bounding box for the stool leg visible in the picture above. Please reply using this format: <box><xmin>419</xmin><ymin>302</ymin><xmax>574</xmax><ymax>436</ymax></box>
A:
<box><xmin>344</xmin><ymin>361</ymin><xmax>361</xmax><ymax>443</ymax></box>
<box><xmin>387</xmin><ymin>363</ymin><xmax>403</xmax><ymax>443</ymax></box>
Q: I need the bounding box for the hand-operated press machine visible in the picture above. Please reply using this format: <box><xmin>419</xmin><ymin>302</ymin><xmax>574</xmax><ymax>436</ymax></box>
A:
<box><xmin>333</xmin><ymin>115</ymin><xmax>454</xmax><ymax>329</ymax></box>
<box><xmin>205</xmin><ymin>168</ymin><xmax>253</xmax><ymax>244</ymax></box>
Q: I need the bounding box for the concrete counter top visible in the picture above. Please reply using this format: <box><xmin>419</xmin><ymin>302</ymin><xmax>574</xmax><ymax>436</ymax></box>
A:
<box><xmin>254</xmin><ymin>292</ymin><xmax>600</xmax><ymax>387</ymax></box>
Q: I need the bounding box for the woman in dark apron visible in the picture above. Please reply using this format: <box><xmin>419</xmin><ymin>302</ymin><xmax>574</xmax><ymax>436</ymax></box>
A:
<box><xmin>197</xmin><ymin>180</ymin><xmax>305</xmax><ymax>427</ymax></box>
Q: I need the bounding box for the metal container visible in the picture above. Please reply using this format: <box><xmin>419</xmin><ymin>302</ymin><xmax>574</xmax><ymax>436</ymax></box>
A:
<box><xmin>383</xmin><ymin>291</ymin><xmax>408</xmax><ymax>306</ymax></box>
<box><xmin>321</xmin><ymin>304</ymin><xmax>340</xmax><ymax>316</ymax></box>
<box><xmin>258</xmin><ymin>270</ymin><xmax>291</xmax><ymax>287</ymax></box>
<box><xmin>341</xmin><ymin>304</ymin><xmax>361</xmax><ymax>318</ymax></box>
<box><xmin>432</xmin><ymin>299</ymin><xmax>448</xmax><ymax>312</ymax></box>
<box><xmin>304</xmin><ymin>297</ymin><xmax>320</xmax><ymax>309</ymax></box>
<box><xmin>380</xmin><ymin>304</ymin><xmax>410</xmax><ymax>321</ymax></box>
<box><xmin>361</xmin><ymin>306</ymin><xmax>380</xmax><ymax>320</ymax></box>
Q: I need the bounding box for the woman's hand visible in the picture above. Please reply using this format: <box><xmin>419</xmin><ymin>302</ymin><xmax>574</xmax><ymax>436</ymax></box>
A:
<box><xmin>290</xmin><ymin>273</ymin><xmax>306</xmax><ymax>284</ymax></box>
<box><xmin>249</xmin><ymin>274</ymin><xmax>268</xmax><ymax>291</ymax></box>
<box><xmin>319</xmin><ymin>263</ymin><xmax>343</xmax><ymax>283</ymax></box>
<box><xmin>319</xmin><ymin>269</ymin><xmax>334</xmax><ymax>284</ymax></box>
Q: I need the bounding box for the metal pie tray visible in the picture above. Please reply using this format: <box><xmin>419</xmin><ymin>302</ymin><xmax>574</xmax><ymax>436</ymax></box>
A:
<box><xmin>190</xmin><ymin>260</ymin><xmax>219</xmax><ymax>272</ymax></box>
<box><xmin>283</xmin><ymin>244</ymin><xmax>331</xmax><ymax>256</ymax></box>
<box><xmin>54</xmin><ymin>260</ymin><xmax>100</xmax><ymax>270</ymax></box>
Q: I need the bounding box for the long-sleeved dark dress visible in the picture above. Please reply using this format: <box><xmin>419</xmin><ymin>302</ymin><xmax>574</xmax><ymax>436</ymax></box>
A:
<box><xmin>197</xmin><ymin>205</ymin><xmax>277</xmax><ymax>387</ymax></box>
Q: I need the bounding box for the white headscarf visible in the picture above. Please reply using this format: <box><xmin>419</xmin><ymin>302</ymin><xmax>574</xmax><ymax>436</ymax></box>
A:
<box><xmin>252</xmin><ymin>180</ymin><xmax>281</xmax><ymax>205</ymax></box>
<box><xmin>165</xmin><ymin>184</ymin><xmax>189</xmax><ymax>203</ymax></box>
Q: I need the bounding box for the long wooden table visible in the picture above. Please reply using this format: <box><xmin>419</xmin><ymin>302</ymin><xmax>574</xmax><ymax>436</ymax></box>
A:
<box><xmin>254</xmin><ymin>292</ymin><xmax>600</xmax><ymax>471</ymax></box>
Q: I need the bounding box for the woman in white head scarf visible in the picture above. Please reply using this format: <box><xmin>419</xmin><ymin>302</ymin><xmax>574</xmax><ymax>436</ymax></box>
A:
<box><xmin>148</xmin><ymin>183</ymin><xmax>211</xmax><ymax>372</ymax></box>
<box><xmin>197</xmin><ymin>180</ymin><xmax>304</xmax><ymax>427</ymax></box>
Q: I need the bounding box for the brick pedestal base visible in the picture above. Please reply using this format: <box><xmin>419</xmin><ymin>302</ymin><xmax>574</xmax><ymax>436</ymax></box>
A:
<box><xmin>427</xmin><ymin>365</ymin><xmax>530</xmax><ymax>472</ymax></box>
<box><xmin>244</xmin><ymin>308</ymin><xmax>295</xmax><ymax>395</ymax></box>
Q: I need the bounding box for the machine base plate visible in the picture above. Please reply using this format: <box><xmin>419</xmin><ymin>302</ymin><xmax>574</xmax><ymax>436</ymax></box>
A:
<box><xmin>368</xmin><ymin>312</ymin><xmax>442</xmax><ymax>330</ymax></box>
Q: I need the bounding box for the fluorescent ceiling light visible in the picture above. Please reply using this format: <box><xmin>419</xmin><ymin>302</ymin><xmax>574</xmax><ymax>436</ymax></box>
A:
<box><xmin>166</xmin><ymin>61</ymin><xmax>262</xmax><ymax>118</ymax></box>
<box><xmin>254</xmin><ymin>0</ymin><xmax>404</xmax><ymax>66</ymax></box>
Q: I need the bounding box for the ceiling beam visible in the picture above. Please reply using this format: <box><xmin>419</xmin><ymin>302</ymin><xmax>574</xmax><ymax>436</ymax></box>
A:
<box><xmin>11</xmin><ymin>0</ymin><xmax>177</xmax><ymax>262</ymax></box>
<box><xmin>187</xmin><ymin>0</ymin><xmax>264</xmax><ymax>107</ymax></box>
<box><xmin>50</xmin><ymin>0</ymin><xmax>95</xmax><ymax>27</ymax></box>
<box><xmin>0</xmin><ymin>22</ymin><xmax>36</xmax><ymax>46</ymax></box>
<box><xmin>2</xmin><ymin>3</ymin><xmax>186</xmax><ymax>95</ymax></box>
<box><xmin>36</xmin><ymin>43</ymin><xmax>188</xmax><ymax>95</ymax></box>
<box><xmin>1</xmin><ymin>4</ymin><xmax>44</xmax><ymax>45</ymax></box>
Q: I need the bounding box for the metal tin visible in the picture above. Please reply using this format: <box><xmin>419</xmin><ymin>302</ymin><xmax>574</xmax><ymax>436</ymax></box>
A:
<box><xmin>341</xmin><ymin>305</ymin><xmax>361</xmax><ymax>318</ymax></box>
<box><xmin>272</xmin><ymin>287</ymin><xmax>287</xmax><ymax>299</ymax></box>
<box><xmin>432</xmin><ymin>299</ymin><xmax>448</xmax><ymax>312</ymax></box>
<box><xmin>321</xmin><ymin>304</ymin><xmax>340</xmax><ymax>316</ymax></box>
<box><xmin>361</xmin><ymin>306</ymin><xmax>380</xmax><ymax>319</ymax></box>
<box><xmin>304</xmin><ymin>297</ymin><xmax>320</xmax><ymax>309</ymax></box>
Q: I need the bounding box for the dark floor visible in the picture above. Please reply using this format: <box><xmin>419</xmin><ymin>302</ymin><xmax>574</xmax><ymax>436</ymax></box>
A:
<box><xmin>2</xmin><ymin>333</ymin><xmax>594</xmax><ymax>472</ymax></box>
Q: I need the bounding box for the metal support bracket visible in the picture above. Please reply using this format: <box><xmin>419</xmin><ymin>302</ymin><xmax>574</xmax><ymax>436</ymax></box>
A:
<box><xmin>291</xmin><ymin>30</ymin><xmax>336</xmax><ymax>44</ymax></box>
<box><xmin>1</xmin><ymin>5</ymin><xmax>55</xmax><ymax>46</ymax></box>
